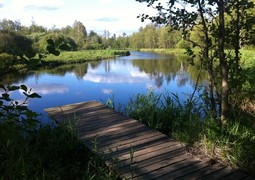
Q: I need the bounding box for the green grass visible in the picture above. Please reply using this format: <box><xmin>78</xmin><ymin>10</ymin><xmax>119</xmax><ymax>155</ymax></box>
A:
<box><xmin>0</xmin><ymin>85</ymin><xmax>119</xmax><ymax>179</ymax></box>
<box><xmin>140</xmin><ymin>48</ymin><xmax>187</xmax><ymax>55</ymax></box>
<box><xmin>123</xmin><ymin>91</ymin><xmax>255</xmax><ymax>177</ymax></box>
<box><xmin>43</xmin><ymin>49</ymin><xmax>130</xmax><ymax>64</ymax></box>
<box><xmin>0</xmin><ymin>122</ymin><xmax>118</xmax><ymax>179</ymax></box>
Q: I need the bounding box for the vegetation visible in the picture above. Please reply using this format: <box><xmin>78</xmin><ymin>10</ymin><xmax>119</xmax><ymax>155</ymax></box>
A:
<box><xmin>124</xmin><ymin>91</ymin><xmax>255</xmax><ymax>176</ymax></box>
<box><xmin>0</xmin><ymin>0</ymin><xmax>255</xmax><ymax>177</ymax></box>
<box><xmin>137</xmin><ymin>0</ymin><xmax>255</xmax><ymax>123</ymax></box>
<box><xmin>0</xmin><ymin>84</ymin><xmax>118</xmax><ymax>179</ymax></box>
<box><xmin>43</xmin><ymin>50</ymin><xmax>130</xmax><ymax>65</ymax></box>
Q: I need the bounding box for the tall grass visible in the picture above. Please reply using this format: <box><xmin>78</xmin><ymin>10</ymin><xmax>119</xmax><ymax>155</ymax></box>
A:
<box><xmin>124</xmin><ymin>90</ymin><xmax>203</xmax><ymax>144</ymax></box>
<box><xmin>123</xmin><ymin>90</ymin><xmax>255</xmax><ymax>177</ymax></box>
<box><xmin>0</xmin><ymin>119</ymin><xmax>118</xmax><ymax>179</ymax></box>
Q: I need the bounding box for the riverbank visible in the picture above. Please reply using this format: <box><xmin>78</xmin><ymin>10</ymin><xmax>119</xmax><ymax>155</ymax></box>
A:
<box><xmin>140</xmin><ymin>48</ymin><xmax>255</xmax><ymax>67</ymax></box>
<box><xmin>43</xmin><ymin>50</ymin><xmax>130</xmax><ymax>65</ymax></box>
<box><xmin>123</xmin><ymin>91</ymin><xmax>255</xmax><ymax>177</ymax></box>
<box><xmin>0</xmin><ymin>49</ymin><xmax>130</xmax><ymax>75</ymax></box>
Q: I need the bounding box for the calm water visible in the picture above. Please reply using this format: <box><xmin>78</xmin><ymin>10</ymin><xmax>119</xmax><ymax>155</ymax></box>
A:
<box><xmin>2</xmin><ymin>51</ymin><xmax>206</xmax><ymax>122</ymax></box>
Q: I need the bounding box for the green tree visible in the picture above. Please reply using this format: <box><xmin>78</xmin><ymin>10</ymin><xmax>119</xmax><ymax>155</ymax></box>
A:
<box><xmin>143</xmin><ymin>24</ymin><xmax>158</xmax><ymax>48</ymax></box>
<box><xmin>158</xmin><ymin>26</ymin><xmax>181</xmax><ymax>48</ymax></box>
<box><xmin>70</xmin><ymin>20</ymin><xmax>87</xmax><ymax>49</ymax></box>
<box><xmin>86</xmin><ymin>30</ymin><xmax>102</xmax><ymax>49</ymax></box>
<box><xmin>137</xmin><ymin>0</ymin><xmax>255</xmax><ymax>122</ymax></box>
<box><xmin>37</xmin><ymin>33</ymin><xmax>77</xmax><ymax>52</ymax></box>
<box><xmin>0</xmin><ymin>30</ymin><xmax>36</xmax><ymax>58</ymax></box>
<box><xmin>0</xmin><ymin>19</ymin><xmax>16</xmax><ymax>31</ymax></box>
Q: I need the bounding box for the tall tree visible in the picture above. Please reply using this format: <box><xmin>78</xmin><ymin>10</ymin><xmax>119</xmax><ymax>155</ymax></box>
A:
<box><xmin>71</xmin><ymin>20</ymin><xmax>87</xmax><ymax>48</ymax></box>
<box><xmin>136</xmin><ymin>0</ymin><xmax>255</xmax><ymax>122</ymax></box>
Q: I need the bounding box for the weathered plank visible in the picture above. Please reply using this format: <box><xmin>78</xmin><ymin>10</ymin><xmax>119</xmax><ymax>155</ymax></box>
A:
<box><xmin>45</xmin><ymin>101</ymin><xmax>253</xmax><ymax>180</ymax></box>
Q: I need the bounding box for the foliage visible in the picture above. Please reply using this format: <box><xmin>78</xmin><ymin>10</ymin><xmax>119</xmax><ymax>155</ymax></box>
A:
<box><xmin>176</xmin><ymin>39</ymin><xmax>192</xmax><ymax>49</ymax></box>
<box><xmin>43</xmin><ymin>50</ymin><xmax>130</xmax><ymax>64</ymax></box>
<box><xmin>37</xmin><ymin>33</ymin><xmax>77</xmax><ymax>52</ymax></box>
<box><xmin>0</xmin><ymin>84</ymin><xmax>41</xmax><ymax>131</ymax></box>
<box><xmin>124</xmin><ymin>91</ymin><xmax>255</xmax><ymax>176</ymax></box>
<box><xmin>136</xmin><ymin>0</ymin><xmax>255</xmax><ymax>122</ymax></box>
<box><xmin>0</xmin><ymin>30</ymin><xmax>36</xmax><ymax>59</ymax></box>
<box><xmin>124</xmin><ymin>91</ymin><xmax>203</xmax><ymax>144</ymax></box>
<box><xmin>129</xmin><ymin>24</ymin><xmax>182</xmax><ymax>49</ymax></box>
<box><xmin>0</xmin><ymin>85</ymin><xmax>118</xmax><ymax>179</ymax></box>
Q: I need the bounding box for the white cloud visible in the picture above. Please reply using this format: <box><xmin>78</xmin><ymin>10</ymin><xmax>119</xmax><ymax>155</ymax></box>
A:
<box><xmin>83</xmin><ymin>71</ymin><xmax>149</xmax><ymax>84</ymax></box>
<box><xmin>102</xmin><ymin>88</ymin><xmax>113</xmax><ymax>95</ymax></box>
<box><xmin>11</xmin><ymin>0</ymin><xmax>64</xmax><ymax>10</ymax></box>
<box><xmin>21</xmin><ymin>83</ymin><xmax>69</xmax><ymax>95</ymax></box>
<box><xmin>0</xmin><ymin>0</ymin><xmax>5</xmax><ymax>8</ymax></box>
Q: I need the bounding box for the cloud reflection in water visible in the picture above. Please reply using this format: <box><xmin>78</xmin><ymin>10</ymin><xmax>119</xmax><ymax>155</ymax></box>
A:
<box><xmin>26</xmin><ymin>83</ymin><xmax>69</xmax><ymax>95</ymax></box>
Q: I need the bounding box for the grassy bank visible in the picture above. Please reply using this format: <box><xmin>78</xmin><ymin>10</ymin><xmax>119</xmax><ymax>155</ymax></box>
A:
<box><xmin>140</xmin><ymin>48</ymin><xmax>187</xmax><ymax>55</ymax></box>
<box><xmin>0</xmin><ymin>49</ymin><xmax>130</xmax><ymax>75</ymax></box>
<box><xmin>43</xmin><ymin>49</ymin><xmax>130</xmax><ymax>65</ymax></box>
<box><xmin>123</xmin><ymin>91</ymin><xmax>255</xmax><ymax>177</ymax></box>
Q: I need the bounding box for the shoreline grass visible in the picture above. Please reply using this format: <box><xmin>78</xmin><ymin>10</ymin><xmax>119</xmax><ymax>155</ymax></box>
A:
<box><xmin>140</xmin><ymin>48</ymin><xmax>187</xmax><ymax>55</ymax></box>
<box><xmin>123</xmin><ymin>91</ymin><xmax>255</xmax><ymax>177</ymax></box>
<box><xmin>43</xmin><ymin>49</ymin><xmax>130</xmax><ymax>65</ymax></box>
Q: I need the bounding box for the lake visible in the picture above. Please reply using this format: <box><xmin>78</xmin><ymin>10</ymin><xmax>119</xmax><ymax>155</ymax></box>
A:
<box><xmin>1</xmin><ymin>51</ymin><xmax>206</xmax><ymax>122</ymax></box>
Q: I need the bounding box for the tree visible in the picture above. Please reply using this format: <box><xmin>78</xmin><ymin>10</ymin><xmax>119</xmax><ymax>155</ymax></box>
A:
<box><xmin>136</xmin><ymin>0</ymin><xmax>255</xmax><ymax>122</ymax></box>
<box><xmin>37</xmin><ymin>33</ymin><xmax>77</xmax><ymax>52</ymax></box>
<box><xmin>143</xmin><ymin>24</ymin><xmax>158</xmax><ymax>48</ymax></box>
<box><xmin>0</xmin><ymin>30</ymin><xmax>36</xmax><ymax>58</ymax></box>
<box><xmin>86</xmin><ymin>31</ymin><xmax>102</xmax><ymax>49</ymax></box>
<box><xmin>158</xmin><ymin>26</ymin><xmax>181</xmax><ymax>48</ymax></box>
<box><xmin>71</xmin><ymin>20</ymin><xmax>87</xmax><ymax>49</ymax></box>
<box><xmin>0</xmin><ymin>19</ymin><xmax>16</xmax><ymax>31</ymax></box>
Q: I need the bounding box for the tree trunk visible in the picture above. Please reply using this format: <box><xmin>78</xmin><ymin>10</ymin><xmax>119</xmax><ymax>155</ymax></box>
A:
<box><xmin>198</xmin><ymin>0</ymin><xmax>217</xmax><ymax>118</ymax></box>
<box><xmin>218</xmin><ymin>0</ymin><xmax>229</xmax><ymax>122</ymax></box>
<box><xmin>234</xmin><ymin>0</ymin><xmax>241</xmax><ymax>73</ymax></box>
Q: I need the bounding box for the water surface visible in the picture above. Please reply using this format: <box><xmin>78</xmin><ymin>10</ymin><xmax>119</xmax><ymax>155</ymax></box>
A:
<box><xmin>2</xmin><ymin>51</ymin><xmax>206</xmax><ymax>122</ymax></box>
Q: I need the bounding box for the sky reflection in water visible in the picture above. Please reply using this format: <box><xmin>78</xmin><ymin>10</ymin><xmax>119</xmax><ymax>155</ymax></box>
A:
<box><xmin>4</xmin><ymin>51</ymin><xmax>204</xmax><ymax>123</ymax></box>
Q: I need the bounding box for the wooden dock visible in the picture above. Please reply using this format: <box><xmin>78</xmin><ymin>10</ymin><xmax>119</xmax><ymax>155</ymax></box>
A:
<box><xmin>45</xmin><ymin>101</ymin><xmax>252</xmax><ymax>179</ymax></box>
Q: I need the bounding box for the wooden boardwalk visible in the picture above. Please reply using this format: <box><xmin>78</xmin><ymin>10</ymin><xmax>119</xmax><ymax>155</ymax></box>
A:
<box><xmin>45</xmin><ymin>101</ymin><xmax>252</xmax><ymax>180</ymax></box>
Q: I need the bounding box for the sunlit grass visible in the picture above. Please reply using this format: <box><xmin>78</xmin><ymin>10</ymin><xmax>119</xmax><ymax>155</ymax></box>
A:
<box><xmin>123</xmin><ymin>90</ymin><xmax>255</xmax><ymax>177</ymax></box>
<box><xmin>140</xmin><ymin>48</ymin><xmax>187</xmax><ymax>55</ymax></box>
<box><xmin>43</xmin><ymin>50</ymin><xmax>130</xmax><ymax>64</ymax></box>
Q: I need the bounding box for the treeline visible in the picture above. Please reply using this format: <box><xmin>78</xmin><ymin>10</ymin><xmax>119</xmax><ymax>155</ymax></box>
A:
<box><xmin>0</xmin><ymin>18</ymin><xmax>191</xmax><ymax>57</ymax></box>
<box><xmin>1</xmin><ymin>17</ymin><xmax>254</xmax><ymax>60</ymax></box>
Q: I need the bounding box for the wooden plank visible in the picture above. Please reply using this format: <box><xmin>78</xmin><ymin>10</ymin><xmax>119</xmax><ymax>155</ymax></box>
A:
<box><xmin>197</xmin><ymin>166</ymin><xmax>236</xmax><ymax>179</ymax></box>
<box><xmin>222</xmin><ymin>170</ymin><xmax>248</xmax><ymax>180</ymax></box>
<box><xmin>115</xmin><ymin>143</ymin><xmax>184</xmax><ymax>167</ymax></box>
<box><xmin>44</xmin><ymin>101</ymin><xmax>252</xmax><ymax>180</ymax></box>
<box><xmin>177</xmin><ymin>162</ymin><xmax>225</xmax><ymax>180</ymax></box>
<box><xmin>102</xmin><ymin>135</ymin><xmax>171</xmax><ymax>157</ymax></box>
<box><xmin>119</xmin><ymin>148</ymin><xmax>188</xmax><ymax>177</ymax></box>
<box><xmin>132</xmin><ymin>157</ymin><xmax>201</xmax><ymax>179</ymax></box>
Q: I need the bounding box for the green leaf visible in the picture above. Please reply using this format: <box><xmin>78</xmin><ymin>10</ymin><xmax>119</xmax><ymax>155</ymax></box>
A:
<box><xmin>59</xmin><ymin>43</ymin><xmax>71</xmax><ymax>51</ymax></box>
<box><xmin>47</xmin><ymin>39</ymin><xmax>55</xmax><ymax>47</ymax></box>
<box><xmin>28</xmin><ymin>93</ymin><xmax>41</xmax><ymax>98</ymax></box>
<box><xmin>52</xmin><ymin>50</ymin><xmax>60</xmax><ymax>56</ymax></box>
<box><xmin>20</xmin><ymin>85</ymin><xmax>28</xmax><ymax>92</ymax></box>
<box><xmin>2</xmin><ymin>93</ymin><xmax>11</xmax><ymax>101</ymax></box>
<box><xmin>9</xmin><ymin>85</ymin><xmax>20</xmax><ymax>91</ymax></box>
<box><xmin>47</xmin><ymin>45</ymin><xmax>55</xmax><ymax>54</ymax></box>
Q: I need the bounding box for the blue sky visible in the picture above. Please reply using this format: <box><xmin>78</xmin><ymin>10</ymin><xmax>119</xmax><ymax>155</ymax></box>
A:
<box><xmin>0</xmin><ymin>0</ymin><xmax>157</xmax><ymax>35</ymax></box>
